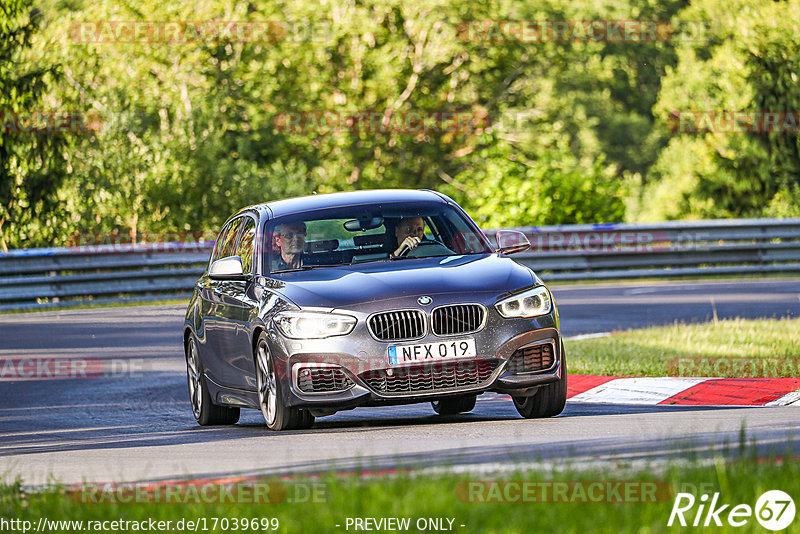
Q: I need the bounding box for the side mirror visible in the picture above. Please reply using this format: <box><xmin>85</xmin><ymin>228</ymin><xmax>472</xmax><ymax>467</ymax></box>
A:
<box><xmin>209</xmin><ymin>256</ymin><xmax>249</xmax><ymax>281</ymax></box>
<box><xmin>495</xmin><ymin>230</ymin><xmax>531</xmax><ymax>255</ymax></box>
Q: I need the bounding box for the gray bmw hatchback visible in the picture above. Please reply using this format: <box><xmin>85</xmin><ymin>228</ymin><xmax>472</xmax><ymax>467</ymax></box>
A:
<box><xmin>184</xmin><ymin>189</ymin><xmax>566</xmax><ymax>430</ymax></box>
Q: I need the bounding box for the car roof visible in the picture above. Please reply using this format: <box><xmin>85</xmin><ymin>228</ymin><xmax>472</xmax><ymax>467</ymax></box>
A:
<box><xmin>245</xmin><ymin>189</ymin><xmax>449</xmax><ymax>219</ymax></box>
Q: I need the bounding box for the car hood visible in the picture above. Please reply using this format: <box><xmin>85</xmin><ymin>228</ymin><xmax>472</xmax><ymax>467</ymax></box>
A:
<box><xmin>267</xmin><ymin>254</ymin><xmax>536</xmax><ymax>309</ymax></box>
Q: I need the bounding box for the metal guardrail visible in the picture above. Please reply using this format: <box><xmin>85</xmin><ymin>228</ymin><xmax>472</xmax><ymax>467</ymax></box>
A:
<box><xmin>500</xmin><ymin>218</ymin><xmax>800</xmax><ymax>281</ymax></box>
<box><xmin>1</xmin><ymin>218</ymin><xmax>799</xmax><ymax>310</ymax></box>
<box><xmin>0</xmin><ymin>242</ymin><xmax>213</xmax><ymax>310</ymax></box>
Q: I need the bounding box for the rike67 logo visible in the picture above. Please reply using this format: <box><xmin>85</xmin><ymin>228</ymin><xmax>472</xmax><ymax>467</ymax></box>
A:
<box><xmin>668</xmin><ymin>490</ymin><xmax>795</xmax><ymax>530</ymax></box>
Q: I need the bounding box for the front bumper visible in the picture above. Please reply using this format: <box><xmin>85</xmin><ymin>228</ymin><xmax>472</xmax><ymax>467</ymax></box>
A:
<box><xmin>267</xmin><ymin>295</ymin><xmax>562</xmax><ymax>409</ymax></box>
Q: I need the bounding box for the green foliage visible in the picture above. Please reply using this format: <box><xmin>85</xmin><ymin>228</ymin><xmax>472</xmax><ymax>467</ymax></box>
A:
<box><xmin>3</xmin><ymin>0</ymin><xmax>799</xmax><ymax>246</ymax></box>
<box><xmin>568</xmin><ymin>317</ymin><xmax>800</xmax><ymax>377</ymax></box>
<box><xmin>0</xmin><ymin>0</ymin><xmax>68</xmax><ymax>249</ymax></box>
<box><xmin>442</xmin><ymin>133</ymin><xmax>625</xmax><ymax>227</ymax></box>
<box><xmin>637</xmin><ymin>0</ymin><xmax>800</xmax><ymax>221</ymax></box>
<box><xmin>4</xmin><ymin>458</ymin><xmax>800</xmax><ymax>534</ymax></box>
<box><xmin>21</xmin><ymin>0</ymin><xmax>681</xmax><ymax>243</ymax></box>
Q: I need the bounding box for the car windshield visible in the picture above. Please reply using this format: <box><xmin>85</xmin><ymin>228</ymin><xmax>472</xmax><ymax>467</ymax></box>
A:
<box><xmin>265</xmin><ymin>201</ymin><xmax>492</xmax><ymax>273</ymax></box>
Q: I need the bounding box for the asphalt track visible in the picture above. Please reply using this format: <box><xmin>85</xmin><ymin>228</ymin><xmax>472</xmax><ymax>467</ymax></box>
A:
<box><xmin>1</xmin><ymin>278</ymin><xmax>799</xmax><ymax>485</ymax></box>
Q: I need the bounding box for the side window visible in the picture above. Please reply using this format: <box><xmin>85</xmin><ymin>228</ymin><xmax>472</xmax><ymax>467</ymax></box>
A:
<box><xmin>217</xmin><ymin>218</ymin><xmax>243</xmax><ymax>260</ymax></box>
<box><xmin>211</xmin><ymin>224</ymin><xmax>230</xmax><ymax>263</ymax></box>
<box><xmin>235</xmin><ymin>217</ymin><xmax>256</xmax><ymax>273</ymax></box>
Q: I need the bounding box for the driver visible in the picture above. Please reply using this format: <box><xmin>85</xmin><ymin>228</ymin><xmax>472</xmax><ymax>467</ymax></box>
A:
<box><xmin>392</xmin><ymin>216</ymin><xmax>425</xmax><ymax>257</ymax></box>
<box><xmin>274</xmin><ymin>222</ymin><xmax>307</xmax><ymax>270</ymax></box>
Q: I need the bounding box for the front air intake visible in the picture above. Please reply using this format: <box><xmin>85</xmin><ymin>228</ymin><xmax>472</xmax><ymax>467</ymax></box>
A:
<box><xmin>507</xmin><ymin>342</ymin><xmax>556</xmax><ymax>374</ymax></box>
<box><xmin>296</xmin><ymin>367</ymin><xmax>354</xmax><ymax>393</ymax></box>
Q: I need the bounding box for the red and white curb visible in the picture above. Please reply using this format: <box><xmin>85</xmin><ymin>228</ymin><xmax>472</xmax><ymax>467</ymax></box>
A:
<box><xmin>566</xmin><ymin>375</ymin><xmax>800</xmax><ymax>406</ymax></box>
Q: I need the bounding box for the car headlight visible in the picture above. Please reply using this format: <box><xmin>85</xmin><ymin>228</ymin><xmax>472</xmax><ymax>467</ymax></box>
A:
<box><xmin>495</xmin><ymin>286</ymin><xmax>552</xmax><ymax>318</ymax></box>
<box><xmin>274</xmin><ymin>311</ymin><xmax>357</xmax><ymax>339</ymax></box>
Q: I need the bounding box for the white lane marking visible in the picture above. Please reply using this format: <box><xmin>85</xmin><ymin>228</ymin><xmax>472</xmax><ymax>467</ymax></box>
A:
<box><xmin>569</xmin><ymin>377</ymin><xmax>708</xmax><ymax>404</ymax></box>
<box><xmin>625</xmin><ymin>287</ymin><xmax>660</xmax><ymax>295</ymax></box>
<box><xmin>767</xmin><ymin>390</ymin><xmax>800</xmax><ymax>406</ymax></box>
<box><xmin>557</xmin><ymin>294</ymin><xmax>796</xmax><ymax>305</ymax></box>
<box><xmin>0</xmin><ymin>346</ymin><xmax>180</xmax><ymax>357</ymax></box>
<box><xmin>563</xmin><ymin>332</ymin><xmax>612</xmax><ymax>341</ymax></box>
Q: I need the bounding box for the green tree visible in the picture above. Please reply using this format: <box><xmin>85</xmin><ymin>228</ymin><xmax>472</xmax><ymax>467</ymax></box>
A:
<box><xmin>30</xmin><ymin>0</ymin><xmax>694</xmax><ymax>244</ymax></box>
<box><xmin>441</xmin><ymin>133</ymin><xmax>625</xmax><ymax>228</ymax></box>
<box><xmin>639</xmin><ymin>0</ymin><xmax>800</xmax><ymax>220</ymax></box>
<box><xmin>0</xmin><ymin>0</ymin><xmax>68</xmax><ymax>249</ymax></box>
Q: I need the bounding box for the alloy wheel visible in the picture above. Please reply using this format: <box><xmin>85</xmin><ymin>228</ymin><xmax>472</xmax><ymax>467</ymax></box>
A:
<box><xmin>186</xmin><ymin>338</ymin><xmax>202</xmax><ymax>419</ymax></box>
<box><xmin>256</xmin><ymin>340</ymin><xmax>278</xmax><ymax>425</ymax></box>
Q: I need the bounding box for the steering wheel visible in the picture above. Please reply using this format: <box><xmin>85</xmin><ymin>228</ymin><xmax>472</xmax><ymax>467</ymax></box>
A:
<box><xmin>396</xmin><ymin>237</ymin><xmax>448</xmax><ymax>257</ymax></box>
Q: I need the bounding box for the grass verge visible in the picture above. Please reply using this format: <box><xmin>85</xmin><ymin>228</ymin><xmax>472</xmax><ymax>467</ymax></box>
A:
<box><xmin>566</xmin><ymin>317</ymin><xmax>800</xmax><ymax>377</ymax></box>
<box><xmin>2</xmin><ymin>456</ymin><xmax>797</xmax><ymax>533</ymax></box>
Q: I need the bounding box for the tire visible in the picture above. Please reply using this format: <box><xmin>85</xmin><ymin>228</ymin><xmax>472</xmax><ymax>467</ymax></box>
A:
<box><xmin>186</xmin><ymin>336</ymin><xmax>240</xmax><ymax>425</ymax></box>
<box><xmin>432</xmin><ymin>395</ymin><xmax>477</xmax><ymax>415</ymax></box>
<box><xmin>296</xmin><ymin>409</ymin><xmax>316</xmax><ymax>430</ymax></box>
<box><xmin>512</xmin><ymin>347</ymin><xmax>567</xmax><ymax>419</ymax></box>
<box><xmin>255</xmin><ymin>333</ymin><xmax>314</xmax><ymax>430</ymax></box>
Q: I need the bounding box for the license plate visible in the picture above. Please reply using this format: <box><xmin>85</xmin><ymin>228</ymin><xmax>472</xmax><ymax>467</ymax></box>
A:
<box><xmin>388</xmin><ymin>338</ymin><xmax>477</xmax><ymax>365</ymax></box>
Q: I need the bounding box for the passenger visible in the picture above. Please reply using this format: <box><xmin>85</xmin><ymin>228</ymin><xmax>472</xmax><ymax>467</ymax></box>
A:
<box><xmin>274</xmin><ymin>222</ymin><xmax>307</xmax><ymax>270</ymax></box>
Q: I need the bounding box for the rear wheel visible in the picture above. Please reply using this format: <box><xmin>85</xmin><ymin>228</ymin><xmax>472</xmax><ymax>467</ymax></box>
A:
<box><xmin>512</xmin><ymin>348</ymin><xmax>567</xmax><ymax>419</ymax></box>
<box><xmin>255</xmin><ymin>333</ymin><xmax>314</xmax><ymax>430</ymax></box>
<box><xmin>186</xmin><ymin>336</ymin><xmax>240</xmax><ymax>425</ymax></box>
<box><xmin>432</xmin><ymin>395</ymin><xmax>477</xmax><ymax>415</ymax></box>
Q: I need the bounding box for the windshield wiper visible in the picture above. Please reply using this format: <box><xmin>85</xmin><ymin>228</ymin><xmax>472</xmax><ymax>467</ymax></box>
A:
<box><xmin>274</xmin><ymin>264</ymin><xmax>338</xmax><ymax>273</ymax></box>
<box><xmin>385</xmin><ymin>253</ymin><xmax>458</xmax><ymax>262</ymax></box>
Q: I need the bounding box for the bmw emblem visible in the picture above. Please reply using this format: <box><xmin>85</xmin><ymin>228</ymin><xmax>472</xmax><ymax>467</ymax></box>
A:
<box><xmin>418</xmin><ymin>296</ymin><xmax>432</xmax><ymax>306</ymax></box>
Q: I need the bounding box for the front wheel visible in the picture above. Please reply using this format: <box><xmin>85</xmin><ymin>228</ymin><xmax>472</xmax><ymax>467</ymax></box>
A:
<box><xmin>186</xmin><ymin>336</ymin><xmax>240</xmax><ymax>426</ymax></box>
<box><xmin>255</xmin><ymin>333</ymin><xmax>314</xmax><ymax>430</ymax></box>
<box><xmin>512</xmin><ymin>348</ymin><xmax>567</xmax><ymax>419</ymax></box>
